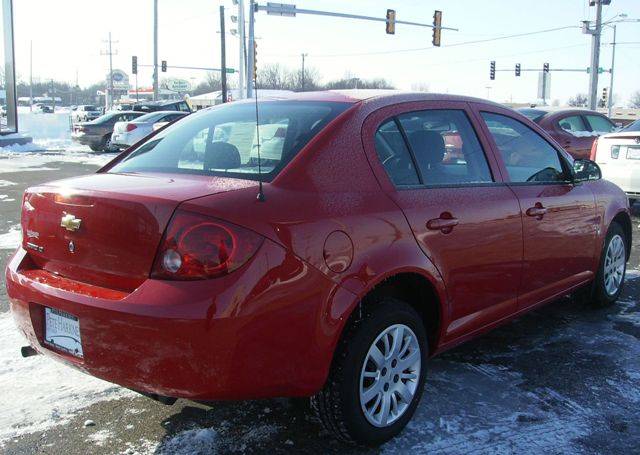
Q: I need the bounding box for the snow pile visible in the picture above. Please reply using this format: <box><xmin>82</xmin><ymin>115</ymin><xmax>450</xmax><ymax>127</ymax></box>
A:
<box><xmin>0</xmin><ymin>225</ymin><xmax>21</xmax><ymax>250</ymax></box>
<box><xmin>0</xmin><ymin>312</ymin><xmax>133</xmax><ymax>444</ymax></box>
<box><xmin>18</xmin><ymin>112</ymin><xmax>77</xmax><ymax>151</ymax></box>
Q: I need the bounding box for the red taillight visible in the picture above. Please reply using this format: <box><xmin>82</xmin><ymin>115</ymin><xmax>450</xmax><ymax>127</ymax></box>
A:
<box><xmin>151</xmin><ymin>210</ymin><xmax>263</xmax><ymax>280</ymax></box>
<box><xmin>125</xmin><ymin>123</ymin><xmax>137</xmax><ymax>132</ymax></box>
<box><xmin>589</xmin><ymin>137</ymin><xmax>599</xmax><ymax>161</ymax></box>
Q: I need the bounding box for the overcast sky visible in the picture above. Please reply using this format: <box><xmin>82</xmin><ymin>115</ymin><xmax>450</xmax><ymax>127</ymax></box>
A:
<box><xmin>4</xmin><ymin>0</ymin><xmax>640</xmax><ymax>105</ymax></box>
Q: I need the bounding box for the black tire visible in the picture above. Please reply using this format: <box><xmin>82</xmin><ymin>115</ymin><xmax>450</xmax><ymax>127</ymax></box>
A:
<box><xmin>312</xmin><ymin>297</ymin><xmax>428</xmax><ymax>446</ymax></box>
<box><xmin>591</xmin><ymin>222</ymin><xmax>627</xmax><ymax>307</ymax></box>
<box><xmin>629</xmin><ymin>198</ymin><xmax>637</xmax><ymax>207</ymax></box>
<box><xmin>89</xmin><ymin>143</ymin><xmax>103</xmax><ymax>152</ymax></box>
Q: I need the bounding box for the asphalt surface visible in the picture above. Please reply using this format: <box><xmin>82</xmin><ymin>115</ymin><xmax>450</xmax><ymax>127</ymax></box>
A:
<box><xmin>1</xmin><ymin>154</ymin><xmax>639</xmax><ymax>454</ymax></box>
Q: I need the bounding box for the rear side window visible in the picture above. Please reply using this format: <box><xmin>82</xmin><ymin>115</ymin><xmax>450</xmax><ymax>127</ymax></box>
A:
<box><xmin>109</xmin><ymin>101</ymin><xmax>350</xmax><ymax>181</ymax></box>
<box><xmin>481</xmin><ymin>112</ymin><xmax>569</xmax><ymax>183</ymax></box>
<box><xmin>585</xmin><ymin>114</ymin><xmax>615</xmax><ymax>133</ymax></box>
<box><xmin>374</xmin><ymin>120</ymin><xmax>420</xmax><ymax>186</ymax></box>
<box><xmin>558</xmin><ymin>115</ymin><xmax>588</xmax><ymax>135</ymax></box>
<box><xmin>397</xmin><ymin>109</ymin><xmax>493</xmax><ymax>186</ymax></box>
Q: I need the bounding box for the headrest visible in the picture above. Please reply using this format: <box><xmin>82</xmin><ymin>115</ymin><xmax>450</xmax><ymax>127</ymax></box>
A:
<box><xmin>408</xmin><ymin>131</ymin><xmax>445</xmax><ymax>166</ymax></box>
<box><xmin>204</xmin><ymin>141</ymin><xmax>241</xmax><ymax>170</ymax></box>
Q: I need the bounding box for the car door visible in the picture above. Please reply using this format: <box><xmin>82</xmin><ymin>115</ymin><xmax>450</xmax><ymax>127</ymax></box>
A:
<box><xmin>474</xmin><ymin>105</ymin><xmax>598</xmax><ymax>310</ymax></box>
<box><xmin>364</xmin><ymin>101</ymin><xmax>523</xmax><ymax>341</ymax></box>
<box><xmin>555</xmin><ymin>114</ymin><xmax>593</xmax><ymax>159</ymax></box>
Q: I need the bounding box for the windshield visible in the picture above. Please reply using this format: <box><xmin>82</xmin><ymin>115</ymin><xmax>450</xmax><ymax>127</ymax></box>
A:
<box><xmin>109</xmin><ymin>101</ymin><xmax>351</xmax><ymax>181</ymax></box>
<box><xmin>622</xmin><ymin>120</ymin><xmax>640</xmax><ymax>132</ymax></box>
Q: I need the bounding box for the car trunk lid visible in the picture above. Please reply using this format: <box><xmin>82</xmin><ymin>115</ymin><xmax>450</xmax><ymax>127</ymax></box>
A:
<box><xmin>21</xmin><ymin>172</ymin><xmax>255</xmax><ymax>291</ymax></box>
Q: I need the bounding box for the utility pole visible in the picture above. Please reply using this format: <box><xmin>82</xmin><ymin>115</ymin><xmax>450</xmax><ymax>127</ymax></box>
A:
<box><xmin>29</xmin><ymin>41</ymin><xmax>33</xmax><ymax>111</ymax></box>
<box><xmin>153</xmin><ymin>0</ymin><xmax>159</xmax><ymax>101</ymax></box>
<box><xmin>101</xmin><ymin>32</ymin><xmax>118</xmax><ymax>110</ymax></box>
<box><xmin>587</xmin><ymin>0</ymin><xmax>603</xmax><ymax>110</ymax></box>
<box><xmin>300</xmin><ymin>53</ymin><xmax>307</xmax><ymax>91</ymax></box>
<box><xmin>220</xmin><ymin>5</ymin><xmax>228</xmax><ymax>103</ymax></box>
<box><xmin>608</xmin><ymin>24</ymin><xmax>616</xmax><ymax>117</ymax></box>
<box><xmin>237</xmin><ymin>0</ymin><xmax>246</xmax><ymax>99</ymax></box>
<box><xmin>247</xmin><ymin>0</ymin><xmax>256</xmax><ymax>98</ymax></box>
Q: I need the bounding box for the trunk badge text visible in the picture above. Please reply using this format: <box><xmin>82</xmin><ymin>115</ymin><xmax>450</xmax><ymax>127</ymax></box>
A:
<box><xmin>68</xmin><ymin>241</ymin><xmax>76</xmax><ymax>253</ymax></box>
<box><xmin>60</xmin><ymin>214</ymin><xmax>82</xmax><ymax>232</ymax></box>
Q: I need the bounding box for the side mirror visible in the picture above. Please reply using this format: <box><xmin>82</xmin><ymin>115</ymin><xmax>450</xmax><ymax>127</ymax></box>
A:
<box><xmin>573</xmin><ymin>159</ymin><xmax>601</xmax><ymax>182</ymax></box>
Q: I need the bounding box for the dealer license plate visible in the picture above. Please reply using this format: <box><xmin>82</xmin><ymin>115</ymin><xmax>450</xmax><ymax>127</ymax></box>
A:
<box><xmin>44</xmin><ymin>307</ymin><xmax>83</xmax><ymax>358</ymax></box>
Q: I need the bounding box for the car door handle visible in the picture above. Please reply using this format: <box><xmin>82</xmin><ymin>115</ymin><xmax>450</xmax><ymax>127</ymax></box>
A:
<box><xmin>426</xmin><ymin>213</ymin><xmax>459</xmax><ymax>233</ymax></box>
<box><xmin>526</xmin><ymin>203</ymin><xmax>547</xmax><ymax>219</ymax></box>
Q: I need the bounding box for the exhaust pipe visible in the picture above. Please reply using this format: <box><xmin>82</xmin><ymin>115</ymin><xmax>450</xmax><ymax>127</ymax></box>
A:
<box><xmin>21</xmin><ymin>346</ymin><xmax>39</xmax><ymax>357</ymax></box>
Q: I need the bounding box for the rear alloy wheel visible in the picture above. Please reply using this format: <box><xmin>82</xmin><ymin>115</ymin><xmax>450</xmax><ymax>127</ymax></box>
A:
<box><xmin>102</xmin><ymin>136</ymin><xmax>113</xmax><ymax>152</ymax></box>
<box><xmin>592</xmin><ymin>222</ymin><xmax>627</xmax><ymax>306</ymax></box>
<box><xmin>312</xmin><ymin>297</ymin><xmax>428</xmax><ymax>446</ymax></box>
<box><xmin>359</xmin><ymin>324</ymin><xmax>421</xmax><ymax>427</ymax></box>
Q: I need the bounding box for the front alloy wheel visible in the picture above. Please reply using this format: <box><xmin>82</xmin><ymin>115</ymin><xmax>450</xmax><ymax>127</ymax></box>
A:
<box><xmin>603</xmin><ymin>234</ymin><xmax>625</xmax><ymax>296</ymax></box>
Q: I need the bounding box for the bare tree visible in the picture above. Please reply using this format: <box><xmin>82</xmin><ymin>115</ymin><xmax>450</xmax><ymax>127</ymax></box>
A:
<box><xmin>568</xmin><ymin>93</ymin><xmax>588</xmax><ymax>107</ymax></box>
<box><xmin>324</xmin><ymin>77</ymin><xmax>395</xmax><ymax>90</ymax></box>
<box><xmin>257</xmin><ymin>63</ymin><xmax>293</xmax><ymax>90</ymax></box>
<box><xmin>630</xmin><ymin>91</ymin><xmax>640</xmax><ymax>109</ymax></box>
<box><xmin>411</xmin><ymin>82</ymin><xmax>430</xmax><ymax>92</ymax></box>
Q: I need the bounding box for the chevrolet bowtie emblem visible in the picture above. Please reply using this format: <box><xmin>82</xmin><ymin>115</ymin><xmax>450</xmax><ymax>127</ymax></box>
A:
<box><xmin>60</xmin><ymin>214</ymin><xmax>82</xmax><ymax>232</ymax></box>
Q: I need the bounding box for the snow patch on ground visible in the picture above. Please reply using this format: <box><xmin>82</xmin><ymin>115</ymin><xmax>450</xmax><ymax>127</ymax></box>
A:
<box><xmin>0</xmin><ymin>150</ymin><xmax>115</xmax><ymax>173</ymax></box>
<box><xmin>0</xmin><ymin>180</ymin><xmax>17</xmax><ymax>187</ymax></box>
<box><xmin>0</xmin><ymin>312</ymin><xmax>133</xmax><ymax>444</ymax></box>
<box><xmin>157</xmin><ymin>428</ymin><xmax>218</xmax><ymax>455</ymax></box>
<box><xmin>0</xmin><ymin>225</ymin><xmax>21</xmax><ymax>250</ymax></box>
<box><xmin>0</xmin><ymin>142</ymin><xmax>45</xmax><ymax>153</ymax></box>
<box><xmin>85</xmin><ymin>428</ymin><xmax>113</xmax><ymax>447</ymax></box>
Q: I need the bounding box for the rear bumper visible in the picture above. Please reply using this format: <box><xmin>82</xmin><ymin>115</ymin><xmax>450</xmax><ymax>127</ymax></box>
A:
<box><xmin>71</xmin><ymin>133</ymin><xmax>101</xmax><ymax>147</ymax></box>
<box><xmin>5</xmin><ymin>241</ymin><xmax>353</xmax><ymax>400</ymax></box>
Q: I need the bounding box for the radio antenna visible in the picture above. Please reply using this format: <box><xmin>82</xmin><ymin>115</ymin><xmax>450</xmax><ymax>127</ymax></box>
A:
<box><xmin>250</xmin><ymin>2</ymin><xmax>265</xmax><ymax>202</ymax></box>
<box><xmin>253</xmin><ymin>74</ymin><xmax>265</xmax><ymax>202</ymax></box>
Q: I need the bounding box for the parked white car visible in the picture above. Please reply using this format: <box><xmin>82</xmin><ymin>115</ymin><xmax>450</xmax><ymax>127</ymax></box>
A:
<box><xmin>111</xmin><ymin>111</ymin><xmax>188</xmax><ymax>149</ymax></box>
<box><xmin>71</xmin><ymin>105</ymin><xmax>102</xmax><ymax>123</ymax></box>
<box><xmin>591</xmin><ymin>119</ymin><xmax>640</xmax><ymax>205</ymax></box>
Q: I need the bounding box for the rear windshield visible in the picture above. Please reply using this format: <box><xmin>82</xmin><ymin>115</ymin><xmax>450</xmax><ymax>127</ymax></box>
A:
<box><xmin>109</xmin><ymin>101</ymin><xmax>351</xmax><ymax>181</ymax></box>
<box><xmin>517</xmin><ymin>109</ymin><xmax>547</xmax><ymax>123</ymax></box>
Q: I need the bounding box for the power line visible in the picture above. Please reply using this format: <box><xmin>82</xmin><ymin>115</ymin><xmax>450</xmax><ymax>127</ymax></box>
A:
<box><xmin>304</xmin><ymin>25</ymin><xmax>580</xmax><ymax>58</ymax></box>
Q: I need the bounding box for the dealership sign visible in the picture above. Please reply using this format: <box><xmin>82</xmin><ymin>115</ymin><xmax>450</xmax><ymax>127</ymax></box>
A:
<box><xmin>107</xmin><ymin>69</ymin><xmax>130</xmax><ymax>90</ymax></box>
<box><xmin>165</xmin><ymin>79</ymin><xmax>191</xmax><ymax>92</ymax></box>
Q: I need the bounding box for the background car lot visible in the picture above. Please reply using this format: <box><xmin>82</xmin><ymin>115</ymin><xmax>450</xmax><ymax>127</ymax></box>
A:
<box><xmin>0</xmin><ymin>150</ymin><xmax>638</xmax><ymax>454</ymax></box>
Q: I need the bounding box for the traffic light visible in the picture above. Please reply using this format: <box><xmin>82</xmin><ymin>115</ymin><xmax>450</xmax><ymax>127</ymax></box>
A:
<box><xmin>515</xmin><ymin>63</ymin><xmax>521</xmax><ymax>77</ymax></box>
<box><xmin>132</xmin><ymin>56</ymin><xmax>138</xmax><ymax>75</ymax></box>
<box><xmin>543</xmin><ymin>62</ymin><xmax>549</xmax><ymax>73</ymax></box>
<box><xmin>601</xmin><ymin>87</ymin><xmax>608</xmax><ymax>104</ymax></box>
<box><xmin>432</xmin><ymin>10</ymin><xmax>442</xmax><ymax>47</ymax></box>
<box><xmin>385</xmin><ymin>9</ymin><xmax>396</xmax><ymax>35</ymax></box>
<box><xmin>161</xmin><ymin>60</ymin><xmax>167</xmax><ymax>72</ymax></box>
<box><xmin>490</xmin><ymin>61</ymin><xmax>496</xmax><ymax>80</ymax></box>
<box><xmin>253</xmin><ymin>42</ymin><xmax>258</xmax><ymax>80</ymax></box>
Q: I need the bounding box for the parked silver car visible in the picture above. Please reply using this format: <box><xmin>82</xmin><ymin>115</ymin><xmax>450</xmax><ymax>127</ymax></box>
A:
<box><xmin>111</xmin><ymin>111</ymin><xmax>188</xmax><ymax>149</ymax></box>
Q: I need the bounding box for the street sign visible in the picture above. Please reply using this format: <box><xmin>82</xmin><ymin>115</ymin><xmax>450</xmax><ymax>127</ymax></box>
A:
<box><xmin>166</xmin><ymin>79</ymin><xmax>191</xmax><ymax>92</ymax></box>
<box><xmin>266</xmin><ymin>2</ymin><xmax>297</xmax><ymax>16</ymax></box>
<box><xmin>225</xmin><ymin>68</ymin><xmax>236</xmax><ymax>74</ymax></box>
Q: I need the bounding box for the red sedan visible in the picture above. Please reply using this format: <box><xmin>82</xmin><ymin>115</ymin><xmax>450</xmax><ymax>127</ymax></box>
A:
<box><xmin>518</xmin><ymin>108</ymin><xmax>617</xmax><ymax>159</ymax></box>
<box><xmin>6</xmin><ymin>92</ymin><xmax>632</xmax><ymax>446</ymax></box>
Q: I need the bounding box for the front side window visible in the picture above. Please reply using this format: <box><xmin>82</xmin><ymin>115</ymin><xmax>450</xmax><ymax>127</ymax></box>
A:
<box><xmin>374</xmin><ymin>120</ymin><xmax>420</xmax><ymax>186</ymax></box>
<box><xmin>585</xmin><ymin>114</ymin><xmax>615</xmax><ymax>133</ymax></box>
<box><xmin>109</xmin><ymin>101</ymin><xmax>350</xmax><ymax>181</ymax></box>
<box><xmin>397</xmin><ymin>109</ymin><xmax>493</xmax><ymax>185</ymax></box>
<box><xmin>558</xmin><ymin>115</ymin><xmax>588</xmax><ymax>136</ymax></box>
<box><xmin>482</xmin><ymin>112</ymin><xmax>569</xmax><ymax>183</ymax></box>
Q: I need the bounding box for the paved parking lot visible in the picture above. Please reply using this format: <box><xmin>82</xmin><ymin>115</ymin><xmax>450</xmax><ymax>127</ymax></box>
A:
<box><xmin>1</xmin><ymin>152</ymin><xmax>639</xmax><ymax>454</ymax></box>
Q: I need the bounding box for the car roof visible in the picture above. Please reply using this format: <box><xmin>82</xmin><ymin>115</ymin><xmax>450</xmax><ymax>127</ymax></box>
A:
<box><xmin>234</xmin><ymin>90</ymin><xmax>506</xmax><ymax>109</ymax></box>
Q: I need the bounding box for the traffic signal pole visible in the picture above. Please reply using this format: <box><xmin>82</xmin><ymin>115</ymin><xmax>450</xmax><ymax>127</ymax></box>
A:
<box><xmin>246</xmin><ymin>0</ymin><xmax>256</xmax><ymax>98</ymax></box>
<box><xmin>220</xmin><ymin>5</ymin><xmax>228</xmax><ymax>103</ymax></box>
<box><xmin>587</xmin><ymin>0</ymin><xmax>603</xmax><ymax>110</ymax></box>
<box><xmin>607</xmin><ymin>24</ymin><xmax>616</xmax><ymax>117</ymax></box>
<box><xmin>153</xmin><ymin>0</ymin><xmax>159</xmax><ymax>101</ymax></box>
